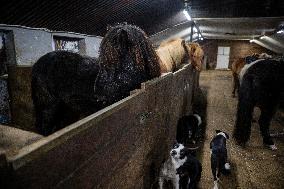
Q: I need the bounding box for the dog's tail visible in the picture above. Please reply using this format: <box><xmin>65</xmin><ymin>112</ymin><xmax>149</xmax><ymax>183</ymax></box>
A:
<box><xmin>187</xmin><ymin>146</ymin><xmax>200</xmax><ymax>150</ymax></box>
<box><xmin>193</xmin><ymin>114</ymin><xmax>202</xmax><ymax>126</ymax></box>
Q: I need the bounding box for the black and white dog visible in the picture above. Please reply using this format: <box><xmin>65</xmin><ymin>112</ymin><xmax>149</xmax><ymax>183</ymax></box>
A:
<box><xmin>176</xmin><ymin>114</ymin><xmax>202</xmax><ymax>145</ymax></box>
<box><xmin>159</xmin><ymin>143</ymin><xmax>202</xmax><ymax>189</ymax></box>
<box><xmin>210</xmin><ymin>130</ymin><xmax>231</xmax><ymax>189</ymax></box>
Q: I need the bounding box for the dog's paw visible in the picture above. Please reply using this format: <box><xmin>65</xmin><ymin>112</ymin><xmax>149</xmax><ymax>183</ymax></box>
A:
<box><xmin>267</xmin><ymin>144</ymin><xmax>277</xmax><ymax>151</ymax></box>
<box><xmin>213</xmin><ymin>180</ymin><xmax>219</xmax><ymax>189</ymax></box>
<box><xmin>225</xmin><ymin>163</ymin><xmax>231</xmax><ymax>170</ymax></box>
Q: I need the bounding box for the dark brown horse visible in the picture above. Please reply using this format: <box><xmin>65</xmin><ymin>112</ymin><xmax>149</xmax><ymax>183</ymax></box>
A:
<box><xmin>233</xmin><ymin>59</ymin><xmax>284</xmax><ymax>150</ymax></box>
<box><xmin>32</xmin><ymin>23</ymin><xmax>161</xmax><ymax>135</ymax></box>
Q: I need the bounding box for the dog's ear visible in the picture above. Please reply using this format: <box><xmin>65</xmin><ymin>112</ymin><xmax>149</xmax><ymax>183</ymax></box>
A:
<box><xmin>173</xmin><ymin>141</ymin><xmax>179</xmax><ymax>148</ymax></box>
<box><xmin>215</xmin><ymin>130</ymin><xmax>221</xmax><ymax>134</ymax></box>
<box><xmin>225</xmin><ymin>132</ymin><xmax>229</xmax><ymax>139</ymax></box>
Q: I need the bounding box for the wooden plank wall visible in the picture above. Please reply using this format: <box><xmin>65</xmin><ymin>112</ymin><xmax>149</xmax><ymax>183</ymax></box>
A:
<box><xmin>8</xmin><ymin>65</ymin><xmax>35</xmax><ymax>132</ymax></box>
<box><xmin>3</xmin><ymin>64</ymin><xmax>199</xmax><ymax>189</ymax></box>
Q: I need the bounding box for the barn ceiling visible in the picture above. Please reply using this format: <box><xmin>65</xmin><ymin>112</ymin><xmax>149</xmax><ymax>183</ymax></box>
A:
<box><xmin>0</xmin><ymin>0</ymin><xmax>185</xmax><ymax>36</ymax></box>
<box><xmin>0</xmin><ymin>0</ymin><xmax>284</xmax><ymax>52</ymax></box>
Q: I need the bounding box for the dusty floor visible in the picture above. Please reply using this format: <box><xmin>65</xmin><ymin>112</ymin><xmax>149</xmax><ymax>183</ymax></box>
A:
<box><xmin>196</xmin><ymin>70</ymin><xmax>284</xmax><ymax>189</ymax></box>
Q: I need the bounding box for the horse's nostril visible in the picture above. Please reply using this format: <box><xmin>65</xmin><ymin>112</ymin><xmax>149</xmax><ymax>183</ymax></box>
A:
<box><xmin>171</xmin><ymin>150</ymin><xmax>177</xmax><ymax>156</ymax></box>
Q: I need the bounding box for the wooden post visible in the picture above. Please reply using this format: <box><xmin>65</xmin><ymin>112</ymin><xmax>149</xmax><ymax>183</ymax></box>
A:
<box><xmin>190</xmin><ymin>21</ymin><xmax>194</xmax><ymax>42</ymax></box>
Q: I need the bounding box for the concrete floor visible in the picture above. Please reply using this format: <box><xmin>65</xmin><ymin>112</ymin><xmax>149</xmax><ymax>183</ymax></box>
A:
<box><xmin>197</xmin><ymin>70</ymin><xmax>284</xmax><ymax>189</ymax></box>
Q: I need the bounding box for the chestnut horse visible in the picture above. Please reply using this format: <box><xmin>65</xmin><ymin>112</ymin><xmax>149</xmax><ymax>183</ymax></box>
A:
<box><xmin>231</xmin><ymin>53</ymin><xmax>260</xmax><ymax>97</ymax></box>
<box><xmin>156</xmin><ymin>38</ymin><xmax>204</xmax><ymax>73</ymax></box>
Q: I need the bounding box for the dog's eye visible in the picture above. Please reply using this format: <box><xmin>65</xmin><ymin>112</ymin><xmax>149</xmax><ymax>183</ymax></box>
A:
<box><xmin>173</xmin><ymin>144</ymin><xmax>179</xmax><ymax>149</ymax></box>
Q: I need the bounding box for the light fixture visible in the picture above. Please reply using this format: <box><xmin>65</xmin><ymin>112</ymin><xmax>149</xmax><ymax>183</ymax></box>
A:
<box><xmin>249</xmin><ymin>39</ymin><xmax>254</xmax><ymax>43</ymax></box>
<box><xmin>183</xmin><ymin>9</ymin><xmax>192</xmax><ymax>21</ymax></box>
<box><xmin>260</xmin><ymin>35</ymin><xmax>266</xmax><ymax>39</ymax></box>
<box><xmin>277</xmin><ymin>30</ymin><xmax>284</xmax><ymax>34</ymax></box>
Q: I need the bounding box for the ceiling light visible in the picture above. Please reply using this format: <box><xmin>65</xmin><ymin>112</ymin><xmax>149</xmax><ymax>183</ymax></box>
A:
<box><xmin>183</xmin><ymin>9</ymin><xmax>192</xmax><ymax>21</ymax></box>
<box><xmin>277</xmin><ymin>30</ymin><xmax>284</xmax><ymax>34</ymax></box>
<box><xmin>249</xmin><ymin>40</ymin><xmax>254</xmax><ymax>43</ymax></box>
<box><xmin>260</xmin><ymin>35</ymin><xmax>265</xmax><ymax>39</ymax></box>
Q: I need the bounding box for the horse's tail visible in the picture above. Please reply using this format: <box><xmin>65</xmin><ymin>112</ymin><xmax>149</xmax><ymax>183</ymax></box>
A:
<box><xmin>233</xmin><ymin>72</ymin><xmax>254</xmax><ymax>145</ymax></box>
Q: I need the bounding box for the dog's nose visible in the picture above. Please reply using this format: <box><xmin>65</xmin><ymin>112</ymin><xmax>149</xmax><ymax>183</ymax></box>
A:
<box><xmin>171</xmin><ymin>150</ymin><xmax>177</xmax><ymax>156</ymax></box>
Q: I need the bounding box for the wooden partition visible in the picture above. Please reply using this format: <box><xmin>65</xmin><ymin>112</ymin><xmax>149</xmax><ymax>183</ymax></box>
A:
<box><xmin>8</xmin><ymin>65</ymin><xmax>35</xmax><ymax>131</ymax></box>
<box><xmin>2</xmin><ymin>64</ymin><xmax>199</xmax><ymax>189</ymax></box>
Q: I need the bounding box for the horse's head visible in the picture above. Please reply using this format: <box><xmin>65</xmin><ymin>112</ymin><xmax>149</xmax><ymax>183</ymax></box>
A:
<box><xmin>99</xmin><ymin>23</ymin><xmax>160</xmax><ymax>77</ymax></box>
<box><xmin>186</xmin><ymin>42</ymin><xmax>204</xmax><ymax>71</ymax></box>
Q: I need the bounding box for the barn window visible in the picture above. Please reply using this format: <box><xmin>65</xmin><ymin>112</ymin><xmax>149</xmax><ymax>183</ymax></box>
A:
<box><xmin>53</xmin><ymin>36</ymin><xmax>85</xmax><ymax>53</ymax></box>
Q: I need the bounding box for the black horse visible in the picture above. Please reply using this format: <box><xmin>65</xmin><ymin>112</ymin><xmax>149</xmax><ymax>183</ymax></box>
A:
<box><xmin>32</xmin><ymin>23</ymin><xmax>161</xmax><ymax>135</ymax></box>
<box><xmin>233</xmin><ymin>59</ymin><xmax>284</xmax><ymax>149</ymax></box>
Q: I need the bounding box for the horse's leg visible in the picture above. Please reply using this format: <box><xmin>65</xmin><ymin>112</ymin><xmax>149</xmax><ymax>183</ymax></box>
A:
<box><xmin>232</xmin><ymin>73</ymin><xmax>238</xmax><ymax>97</ymax></box>
<box><xmin>35</xmin><ymin>102</ymin><xmax>60</xmax><ymax>136</ymax></box>
<box><xmin>259</xmin><ymin>107</ymin><xmax>277</xmax><ymax>150</ymax></box>
<box><xmin>233</xmin><ymin>77</ymin><xmax>254</xmax><ymax>146</ymax></box>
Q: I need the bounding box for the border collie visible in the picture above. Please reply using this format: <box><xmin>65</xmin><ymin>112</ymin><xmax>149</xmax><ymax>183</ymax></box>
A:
<box><xmin>210</xmin><ymin>130</ymin><xmax>231</xmax><ymax>189</ymax></box>
<box><xmin>159</xmin><ymin>143</ymin><xmax>202</xmax><ymax>189</ymax></box>
<box><xmin>176</xmin><ymin>114</ymin><xmax>202</xmax><ymax>145</ymax></box>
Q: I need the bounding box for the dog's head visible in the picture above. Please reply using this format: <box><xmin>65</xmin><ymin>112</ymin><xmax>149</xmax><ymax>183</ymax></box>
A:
<box><xmin>170</xmin><ymin>143</ymin><xmax>188</xmax><ymax>160</ymax></box>
<box><xmin>170</xmin><ymin>143</ymin><xmax>198</xmax><ymax>159</ymax></box>
<box><xmin>216</xmin><ymin>130</ymin><xmax>229</xmax><ymax>139</ymax></box>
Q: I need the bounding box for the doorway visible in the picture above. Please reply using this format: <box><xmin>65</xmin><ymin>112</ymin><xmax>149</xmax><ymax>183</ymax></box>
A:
<box><xmin>216</xmin><ymin>46</ymin><xmax>230</xmax><ymax>69</ymax></box>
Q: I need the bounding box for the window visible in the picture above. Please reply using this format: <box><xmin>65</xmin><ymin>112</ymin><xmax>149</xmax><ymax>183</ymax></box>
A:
<box><xmin>53</xmin><ymin>36</ymin><xmax>85</xmax><ymax>53</ymax></box>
